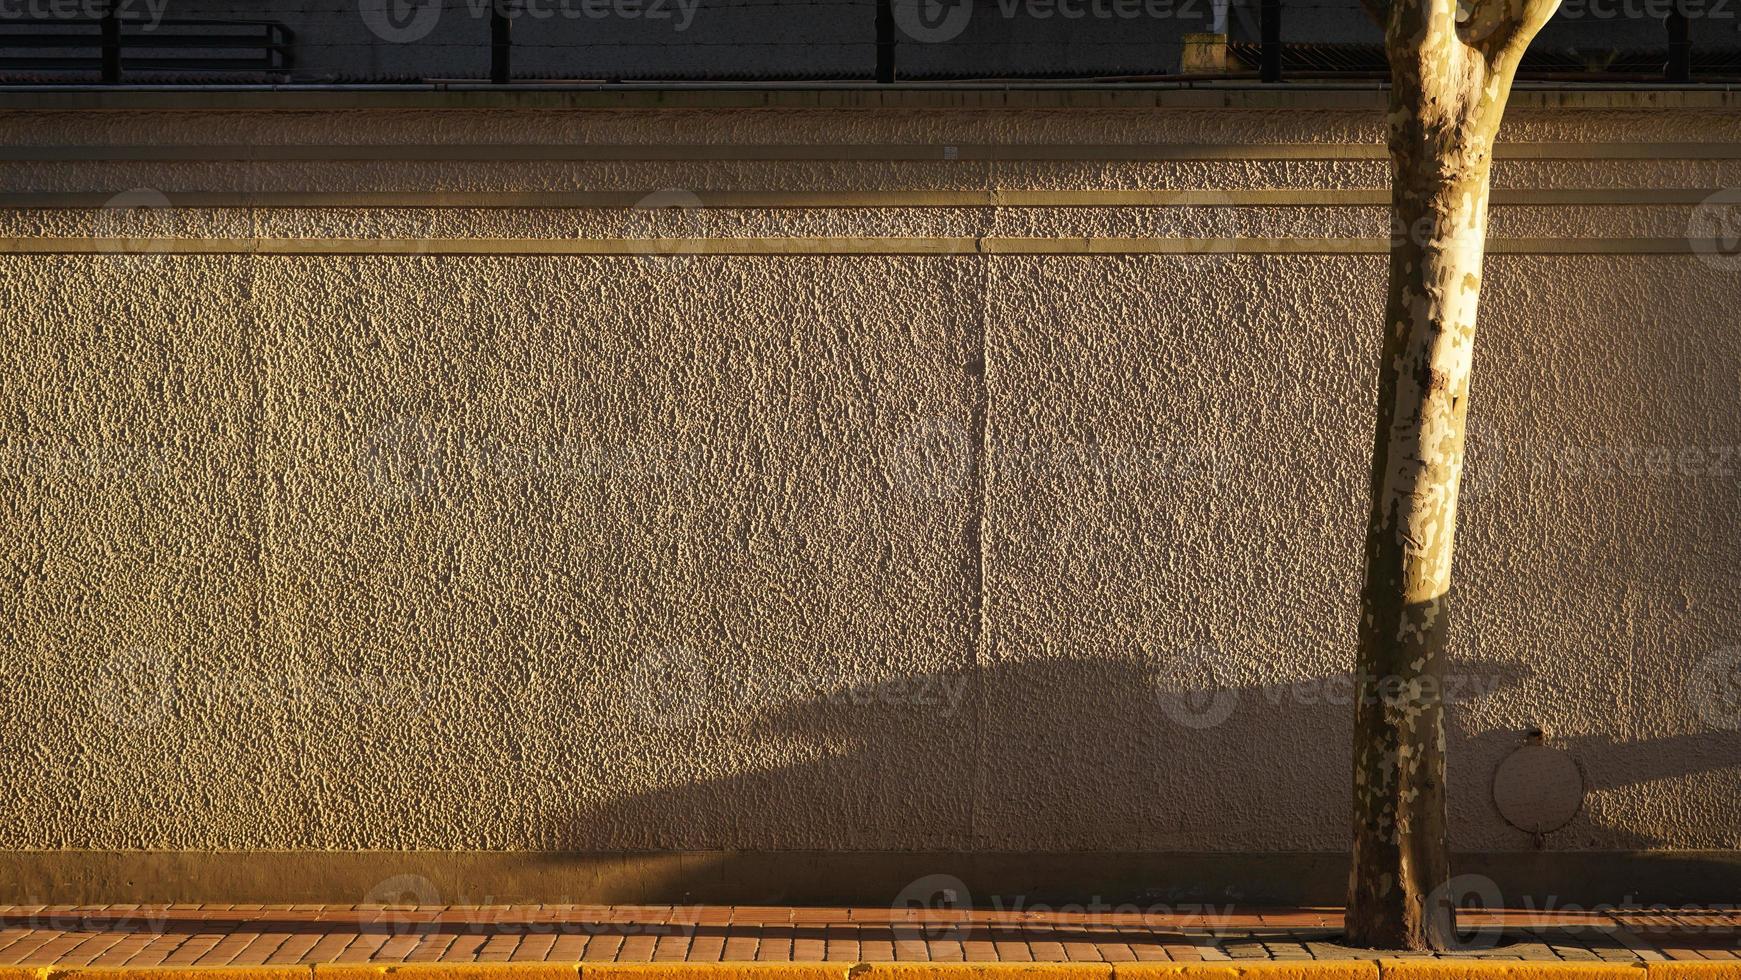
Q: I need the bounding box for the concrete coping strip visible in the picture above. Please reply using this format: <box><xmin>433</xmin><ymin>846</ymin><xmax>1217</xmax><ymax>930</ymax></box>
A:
<box><xmin>0</xmin><ymin>236</ymin><xmax>1714</xmax><ymax>256</ymax></box>
<box><xmin>1</xmin><ymin>143</ymin><xmax>1738</xmax><ymax>163</ymax></box>
<box><xmin>0</xmin><ymin>190</ymin><xmax>1724</xmax><ymax>209</ymax></box>
<box><xmin>0</xmin><ymin>85</ymin><xmax>1738</xmax><ymax>112</ymax></box>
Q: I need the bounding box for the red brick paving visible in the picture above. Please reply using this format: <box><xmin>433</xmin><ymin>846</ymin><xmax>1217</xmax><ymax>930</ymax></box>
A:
<box><xmin>0</xmin><ymin>906</ymin><xmax>1733</xmax><ymax>965</ymax></box>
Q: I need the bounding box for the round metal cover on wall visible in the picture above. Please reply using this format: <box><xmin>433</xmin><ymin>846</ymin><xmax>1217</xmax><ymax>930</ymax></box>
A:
<box><xmin>1492</xmin><ymin>743</ymin><xmax>1585</xmax><ymax>835</ymax></box>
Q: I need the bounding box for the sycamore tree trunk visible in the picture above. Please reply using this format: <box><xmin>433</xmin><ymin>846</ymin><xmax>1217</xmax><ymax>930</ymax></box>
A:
<box><xmin>1346</xmin><ymin>0</ymin><xmax>1557</xmax><ymax>952</ymax></box>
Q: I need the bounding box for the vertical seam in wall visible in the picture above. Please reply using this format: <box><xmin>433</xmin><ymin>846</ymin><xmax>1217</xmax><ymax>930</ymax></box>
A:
<box><xmin>966</xmin><ymin>158</ymin><xmax>997</xmax><ymax>849</ymax></box>
<box><xmin>244</xmin><ymin>194</ymin><xmax>271</xmax><ymax>778</ymax></box>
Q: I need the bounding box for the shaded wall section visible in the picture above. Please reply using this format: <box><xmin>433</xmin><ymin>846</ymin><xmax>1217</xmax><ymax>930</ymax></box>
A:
<box><xmin>0</xmin><ymin>89</ymin><xmax>1739</xmax><ymax>902</ymax></box>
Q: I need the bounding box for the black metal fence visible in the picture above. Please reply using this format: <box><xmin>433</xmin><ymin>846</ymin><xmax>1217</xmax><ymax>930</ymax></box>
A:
<box><xmin>0</xmin><ymin>0</ymin><xmax>1730</xmax><ymax>85</ymax></box>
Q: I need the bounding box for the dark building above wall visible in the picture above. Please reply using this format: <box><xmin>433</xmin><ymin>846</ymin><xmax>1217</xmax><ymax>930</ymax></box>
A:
<box><xmin>0</xmin><ymin>0</ymin><xmax>1736</xmax><ymax>84</ymax></box>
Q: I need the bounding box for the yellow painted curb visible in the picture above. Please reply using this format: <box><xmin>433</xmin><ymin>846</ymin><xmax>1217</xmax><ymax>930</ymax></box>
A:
<box><xmin>851</xmin><ymin>966</ymin><xmax>1112</xmax><ymax>980</ymax></box>
<box><xmin>52</xmin><ymin>971</ymin><xmax>310</xmax><ymax>980</ymax></box>
<box><xmin>313</xmin><ymin>968</ymin><xmax>578</xmax><ymax>980</ymax></box>
<box><xmin>1378</xmin><ymin>962</ymin><xmax>1648</xmax><ymax>980</ymax></box>
<box><xmin>1239</xmin><ymin>965</ymin><xmax>1382</xmax><ymax>980</ymax></box>
<box><xmin>1114</xmin><ymin>963</ymin><xmax>1380</xmax><ymax>980</ymax></box>
<box><xmin>581</xmin><ymin>967</ymin><xmax>852</xmax><ymax>980</ymax></box>
<box><xmin>1646</xmin><ymin>965</ymin><xmax>1741</xmax><ymax>980</ymax></box>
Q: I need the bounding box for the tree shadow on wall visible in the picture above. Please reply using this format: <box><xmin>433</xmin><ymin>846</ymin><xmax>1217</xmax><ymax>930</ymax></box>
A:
<box><xmin>546</xmin><ymin>654</ymin><xmax>1741</xmax><ymax>906</ymax></box>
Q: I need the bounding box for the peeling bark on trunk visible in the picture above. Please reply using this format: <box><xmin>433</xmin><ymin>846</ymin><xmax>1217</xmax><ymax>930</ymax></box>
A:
<box><xmin>1346</xmin><ymin>0</ymin><xmax>1557</xmax><ymax>953</ymax></box>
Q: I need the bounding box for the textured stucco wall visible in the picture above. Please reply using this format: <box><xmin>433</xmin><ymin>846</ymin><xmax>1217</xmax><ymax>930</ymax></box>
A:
<box><xmin>1</xmin><ymin>96</ymin><xmax>1739</xmax><ymax>880</ymax></box>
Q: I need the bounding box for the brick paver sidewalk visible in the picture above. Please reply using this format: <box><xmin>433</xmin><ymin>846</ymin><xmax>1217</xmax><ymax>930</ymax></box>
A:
<box><xmin>0</xmin><ymin>906</ymin><xmax>1736</xmax><ymax>967</ymax></box>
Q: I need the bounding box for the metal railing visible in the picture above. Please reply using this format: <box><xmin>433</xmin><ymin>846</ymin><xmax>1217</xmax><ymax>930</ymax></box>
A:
<box><xmin>0</xmin><ymin>0</ymin><xmax>1724</xmax><ymax>87</ymax></box>
<box><xmin>0</xmin><ymin>12</ymin><xmax>291</xmax><ymax>82</ymax></box>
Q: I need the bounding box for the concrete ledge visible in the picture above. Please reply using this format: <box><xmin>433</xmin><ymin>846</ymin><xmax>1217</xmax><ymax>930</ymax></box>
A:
<box><xmin>52</xmin><ymin>972</ymin><xmax>311</xmax><ymax>980</ymax></box>
<box><xmin>582</xmin><ymin>969</ymin><xmax>851</xmax><ymax>980</ymax></box>
<box><xmin>0</xmin><ymin>189</ymin><xmax>1721</xmax><ymax>208</ymax></box>
<box><xmin>1115</xmin><ymin>966</ymin><xmax>1380</xmax><ymax>980</ymax></box>
<box><xmin>0</xmin><ymin>236</ymin><xmax>1711</xmax><ymax>256</ymax></box>
<box><xmin>6</xmin><ymin>851</ymin><xmax>1741</xmax><ymax>906</ymax></box>
<box><xmin>1648</xmin><ymin>966</ymin><xmax>1741</xmax><ymax>979</ymax></box>
<box><xmin>1379</xmin><ymin>963</ymin><xmax>1648</xmax><ymax>980</ymax></box>
<box><xmin>855</xmin><ymin>968</ymin><xmax>1115</xmax><ymax>980</ymax></box>
<box><xmin>0</xmin><ymin>84</ymin><xmax>1736</xmax><ymax>113</ymax></box>
<box><xmin>0</xmin><ymin>141</ymin><xmax>1736</xmax><ymax>163</ymax></box>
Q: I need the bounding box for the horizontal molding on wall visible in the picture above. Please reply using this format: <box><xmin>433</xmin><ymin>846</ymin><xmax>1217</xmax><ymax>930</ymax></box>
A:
<box><xmin>4</xmin><ymin>142</ymin><xmax>1741</xmax><ymax>163</ymax></box>
<box><xmin>3</xmin><ymin>850</ymin><xmax>1739</xmax><ymax>905</ymax></box>
<box><xmin>0</xmin><ymin>84</ymin><xmax>1737</xmax><ymax>113</ymax></box>
<box><xmin>0</xmin><ymin>236</ymin><xmax>1711</xmax><ymax>257</ymax></box>
<box><xmin>0</xmin><ymin>189</ymin><xmax>1722</xmax><ymax>209</ymax></box>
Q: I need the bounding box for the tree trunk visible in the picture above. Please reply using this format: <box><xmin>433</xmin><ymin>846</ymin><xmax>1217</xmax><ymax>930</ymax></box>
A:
<box><xmin>1345</xmin><ymin>0</ymin><xmax>1546</xmax><ymax>951</ymax></box>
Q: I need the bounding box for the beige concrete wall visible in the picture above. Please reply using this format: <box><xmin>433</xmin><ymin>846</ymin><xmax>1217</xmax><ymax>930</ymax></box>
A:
<box><xmin>1</xmin><ymin>90</ymin><xmax>1739</xmax><ymax>894</ymax></box>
